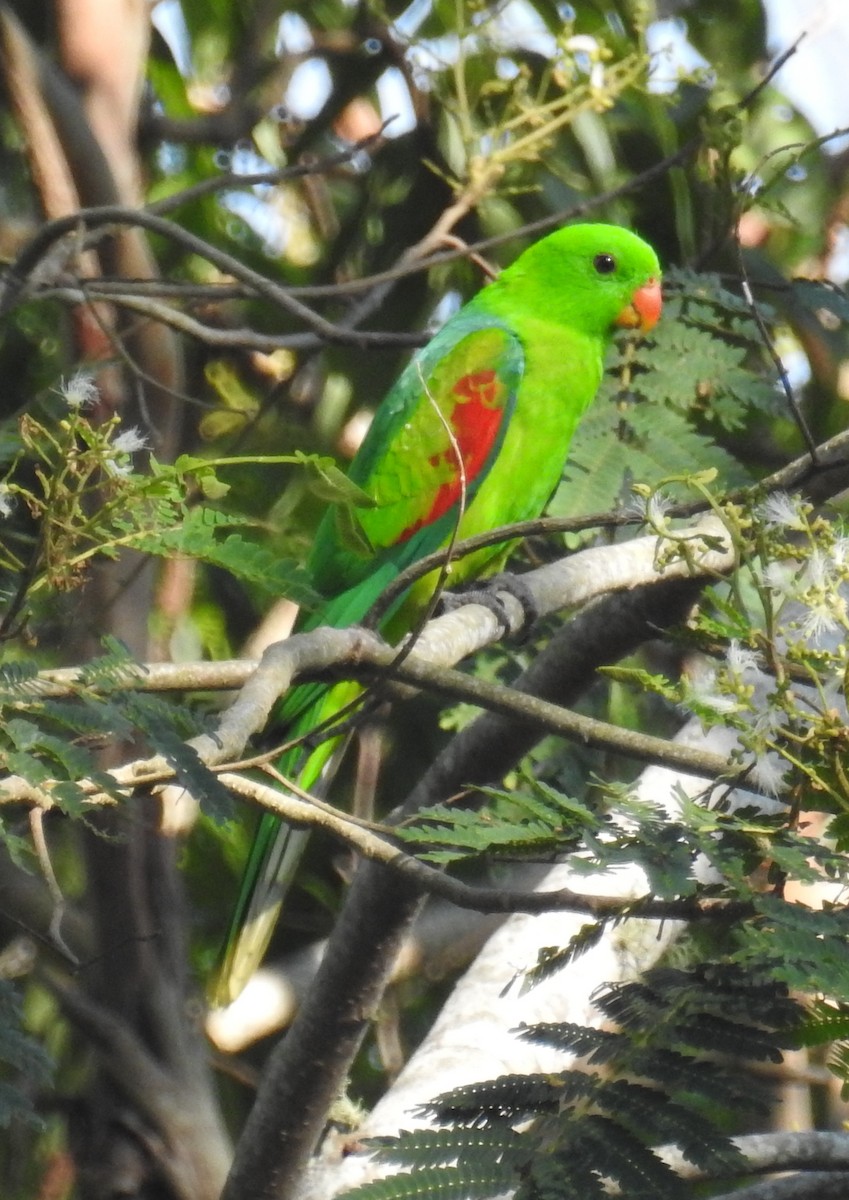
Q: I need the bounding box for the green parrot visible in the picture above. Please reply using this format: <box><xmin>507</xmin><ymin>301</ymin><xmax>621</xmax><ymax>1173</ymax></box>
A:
<box><xmin>216</xmin><ymin>223</ymin><xmax>661</xmax><ymax>1004</ymax></box>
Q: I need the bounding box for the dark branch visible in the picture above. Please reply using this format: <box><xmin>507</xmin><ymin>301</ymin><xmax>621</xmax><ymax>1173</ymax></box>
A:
<box><xmin>221</xmin><ymin>574</ymin><xmax>721</xmax><ymax>1200</ymax></box>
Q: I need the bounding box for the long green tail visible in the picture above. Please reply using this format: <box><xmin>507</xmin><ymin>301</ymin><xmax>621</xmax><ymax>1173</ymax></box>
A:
<box><xmin>214</xmin><ymin>567</ymin><xmax>400</xmax><ymax>1006</ymax></box>
<box><xmin>214</xmin><ymin>677</ymin><xmax>358</xmax><ymax>1005</ymax></box>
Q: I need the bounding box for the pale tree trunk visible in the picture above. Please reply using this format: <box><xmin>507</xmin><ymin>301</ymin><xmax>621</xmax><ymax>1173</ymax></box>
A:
<box><xmin>302</xmin><ymin>720</ymin><xmax>777</xmax><ymax>1200</ymax></box>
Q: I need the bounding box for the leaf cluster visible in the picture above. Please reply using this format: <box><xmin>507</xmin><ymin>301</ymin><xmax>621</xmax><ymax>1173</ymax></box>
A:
<box><xmin>396</xmin><ymin>754</ymin><xmax>849</xmax><ymax>1061</ymax></box>
<box><xmin>0</xmin><ymin>638</ymin><xmax>234</xmax><ymax>823</ymax></box>
<box><xmin>0</xmin><ymin>403</ymin><xmax>352</xmax><ymax>635</ymax></box>
<box><xmin>396</xmin><ymin>779</ymin><xmax>598</xmax><ymax>866</ymax></box>
<box><xmin>340</xmin><ymin>965</ymin><xmax>800</xmax><ymax>1200</ymax></box>
<box><xmin>0</xmin><ymin>979</ymin><xmax>52</xmax><ymax>1130</ymax></box>
<box><xmin>554</xmin><ymin>268</ymin><xmax>779</xmax><ymax>525</ymax></box>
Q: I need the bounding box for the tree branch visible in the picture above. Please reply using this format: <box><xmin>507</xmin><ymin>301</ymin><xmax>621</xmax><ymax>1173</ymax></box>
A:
<box><xmin>218</xmin><ymin>772</ymin><xmax>747</xmax><ymax>922</ymax></box>
<box><xmin>220</xmin><ymin>563</ymin><xmax>730</xmax><ymax>1199</ymax></box>
<box><xmin>667</xmin><ymin>1130</ymin><xmax>849</xmax><ymax>1182</ymax></box>
<box><xmin>0</xmin><ymin>204</ymin><xmax>422</xmax><ymax>348</ymax></box>
<box><xmin>369</xmin><ymin>426</ymin><xmax>849</xmax><ymax>621</ymax></box>
<box><xmin>0</xmin><ymin>517</ymin><xmax>737</xmax><ymax>814</ymax></box>
<box><xmin>47</xmin><ymin>969</ymin><xmax>232</xmax><ymax>1198</ymax></box>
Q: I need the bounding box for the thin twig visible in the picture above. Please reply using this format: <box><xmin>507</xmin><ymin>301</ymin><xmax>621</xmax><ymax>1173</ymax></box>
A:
<box><xmin>388</xmin><ymin>357</ymin><xmax>470</xmax><ymax>660</ymax></box>
<box><xmin>368</xmin><ymin>424</ymin><xmax>849</xmax><ymax>623</ymax></box>
<box><xmin>218</xmin><ymin>772</ymin><xmax>748</xmax><ymax>922</ymax></box>
<box><xmin>145</xmin><ymin>126</ymin><xmax>391</xmax><ymax>217</ymax></box>
<box><xmin>0</xmin><ymin>206</ymin><xmax>422</xmax><ymax>348</ymax></box>
<box><xmin>28</xmin><ymin>809</ymin><xmax>78</xmax><ymax>964</ymax></box>
<box><xmin>737</xmin><ymin>246</ymin><xmax>819</xmax><ymax>461</ymax></box>
<box><xmin>740</xmin><ymin>31</ymin><xmax>807</xmax><ymax>112</ymax></box>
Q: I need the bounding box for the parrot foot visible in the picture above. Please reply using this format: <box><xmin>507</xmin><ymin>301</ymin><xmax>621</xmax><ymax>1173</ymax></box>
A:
<box><xmin>439</xmin><ymin>572</ymin><xmax>539</xmax><ymax>640</ymax></box>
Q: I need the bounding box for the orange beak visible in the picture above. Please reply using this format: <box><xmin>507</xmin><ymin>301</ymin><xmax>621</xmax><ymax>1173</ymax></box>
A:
<box><xmin>615</xmin><ymin>277</ymin><xmax>662</xmax><ymax>334</ymax></box>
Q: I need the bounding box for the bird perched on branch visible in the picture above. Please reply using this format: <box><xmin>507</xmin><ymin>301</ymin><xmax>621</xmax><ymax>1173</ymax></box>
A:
<box><xmin>216</xmin><ymin>222</ymin><xmax>662</xmax><ymax>1004</ymax></box>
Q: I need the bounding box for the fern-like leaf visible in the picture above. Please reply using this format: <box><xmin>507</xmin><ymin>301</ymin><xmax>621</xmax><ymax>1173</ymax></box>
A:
<box><xmin>348</xmin><ymin>965</ymin><xmax>799</xmax><ymax>1200</ymax></box>
<box><xmin>369</xmin><ymin>1126</ymin><xmax>514</xmax><ymax>1170</ymax></box>
<box><xmin>337</xmin><ymin>1161</ymin><xmax>514</xmax><ymax>1200</ymax></box>
<box><xmin>136</xmin><ymin>509</ymin><xmax>319</xmax><ymax>606</ymax></box>
<box><xmin>520</xmin><ymin>921</ymin><xmax>610</xmax><ymax>990</ymax></box>
<box><xmin>566</xmin><ymin>1113</ymin><xmax>681</xmax><ymax>1200</ymax></box>
<box><xmin>797</xmin><ymin>999</ymin><xmax>849</xmax><ymax>1047</ymax></box>
<box><xmin>0</xmin><ymin>979</ymin><xmax>52</xmax><ymax>1128</ymax></box>
<box><xmin>397</xmin><ymin>782</ymin><xmax>599</xmax><ymax>864</ymax></box>
<box><xmin>424</xmin><ymin>1073</ymin><xmax>564</xmax><ymax>1125</ymax></box>
<box><xmin>124</xmin><ymin>695</ymin><xmax>233</xmax><ymax>823</ymax></box>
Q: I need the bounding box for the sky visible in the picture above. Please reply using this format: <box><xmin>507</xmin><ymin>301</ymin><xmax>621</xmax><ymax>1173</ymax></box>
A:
<box><xmin>763</xmin><ymin>0</ymin><xmax>849</xmax><ymax>152</ymax></box>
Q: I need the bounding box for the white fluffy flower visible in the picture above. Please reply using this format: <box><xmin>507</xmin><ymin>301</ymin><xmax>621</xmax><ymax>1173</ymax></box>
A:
<box><xmin>831</xmin><ymin>537</ymin><xmax>849</xmax><ymax>567</ymax></box>
<box><xmin>726</xmin><ymin>640</ymin><xmax>762</xmax><ymax>679</ymax></box>
<box><xmin>798</xmin><ymin>598</ymin><xmax>843</xmax><ymax>643</ymax></box>
<box><xmin>751</xmin><ymin>703</ymin><xmax>789</xmax><ymax>740</ymax></box>
<box><xmin>757</xmin><ymin>491</ymin><xmax>807</xmax><ymax>532</ymax></box>
<box><xmin>749</xmin><ymin>751</ymin><xmax>789</xmax><ymax>797</ymax></box>
<box><xmin>60</xmin><ymin>371</ymin><xmax>99</xmax><ymax>410</ymax></box>
<box><xmin>627</xmin><ymin>488</ymin><xmax>672</xmax><ymax>526</ymax></box>
<box><xmin>803</xmin><ymin>548</ymin><xmax>839</xmax><ymax>592</ymax></box>
<box><xmin>111</xmin><ymin>426</ymin><xmax>149</xmax><ymax>455</ymax></box>
<box><xmin>103</xmin><ymin>457</ymin><xmax>133</xmax><ymax>479</ymax></box>
<box><xmin>685</xmin><ymin>669</ymin><xmax>740</xmax><ymax>717</ymax></box>
<box><xmin>0</xmin><ymin>486</ymin><xmax>13</xmax><ymax>517</ymax></box>
<box><xmin>646</xmin><ymin>491</ymin><xmax>673</xmax><ymax>528</ymax></box>
<box><xmin>758</xmin><ymin>559</ymin><xmax>796</xmax><ymax>598</ymax></box>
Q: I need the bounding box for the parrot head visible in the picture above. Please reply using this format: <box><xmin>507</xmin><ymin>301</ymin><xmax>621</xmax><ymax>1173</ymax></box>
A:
<box><xmin>488</xmin><ymin>222</ymin><xmax>662</xmax><ymax>339</ymax></box>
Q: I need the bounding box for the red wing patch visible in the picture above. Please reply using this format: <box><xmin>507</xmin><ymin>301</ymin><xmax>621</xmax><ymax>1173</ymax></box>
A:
<box><xmin>399</xmin><ymin>369</ymin><xmax>507</xmax><ymax>542</ymax></box>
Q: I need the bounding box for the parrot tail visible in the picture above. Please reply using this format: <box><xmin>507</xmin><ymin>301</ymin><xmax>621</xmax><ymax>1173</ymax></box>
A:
<box><xmin>214</xmin><ymin>821</ymin><xmax>311</xmax><ymax>1006</ymax></box>
<box><xmin>213</xmin><ymin>676</ymin><xmax>360</xmax><ymax>1006</ymax></box>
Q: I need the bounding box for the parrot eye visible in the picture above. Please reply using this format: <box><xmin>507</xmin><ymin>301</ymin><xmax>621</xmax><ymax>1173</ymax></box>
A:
<box><xmin>593</xmin><ymin>253</ymin><xmax>617</xmax><ymax>275</ymax></box>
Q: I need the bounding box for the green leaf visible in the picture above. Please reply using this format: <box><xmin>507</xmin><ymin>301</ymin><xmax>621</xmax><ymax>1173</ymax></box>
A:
<box><xmin>369</xmin><ymin>1127</ymin><xmax>512</xmax><ymax>1169</ymax></box>
<box><xmin>557</xmin><ymin>401</ymin><xmax>749</xmax><ymax>525</ymax></box>
<box><xmin>521</xmin><ymin>924</ymin><xmax>609</xmax><ymax>990</ymax></box>
<box><xmin>201</xmin><ymin>360</ymin><xmax>260</xmax><ymax>438</ymax></box>
<box><xmin>791</xmin><ymin>278</ymin><xmax>849</xmax><ymax>323</ymax></box>
<box><xmin>570</xmin><ymin>1114</ymin><xmax>681</xmax><ymax>1200</ymax></box>
<box><xmin>331</xmin><ymin>502</ymin><xmax>377</xmax><ymax>559</ymax></box>
<box><xmin>338</xmin><ymin>1163</ymin><xmax>514</xmax><ymax>1200</ymax></box>
<box><xmin>0</xmin><ymin>980</ymin><xmax>52</xmax><ymax>1128</ymax></box>
<box><xmin>597</xmin><ymin>666</ymin><xmax>679</xmax><ymax>702</ymax></box>
<box><xmin>135</xmin><ymin>509</ymin><xmax>320</xmax><ymax>606</ymax></box>
<box><xmin>293</xmin><ymin>450</ymin><xmax>378</xmax><ymax>509</ymax></box>
<box><xmin>0</xmin><ymin>661</ymin><xmax>39</xmax><ymax>700</ymax></box>
<box><xmin>796</xmin><ymin>999</ymin><xmax>849</xmax><ymax>1048</ymax></box>
<box><xmin>124</xmin><ymin>695</ymin><xmax>234</xmax><ymax>824</ymax></box>
<box><xmin>0</xmin><ymin>817</ymin><xmax>34</xmax><ymax>872</ymax></box>
<box><xmin>352</xmin><ymin>966</ymin><xmax>797</xmax><ymax>1200</ymax></box>
<box><xmin>396</xmin><ymin>781</ymin><xmax>598</xmax><ymax>863</ymax></box>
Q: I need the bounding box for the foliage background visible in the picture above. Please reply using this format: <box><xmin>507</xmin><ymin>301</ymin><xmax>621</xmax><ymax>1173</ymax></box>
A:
<box><xmin>2</xmin><ymin>1</ymin><xmax>849</xmax><ymax>1198</ymax></box>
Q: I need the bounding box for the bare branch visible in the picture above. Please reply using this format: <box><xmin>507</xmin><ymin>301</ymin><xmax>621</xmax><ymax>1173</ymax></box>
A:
<box><xmin>47</xmin><ymin>970</ymin><xmax>232</xmax><ymax>1198</ymax></box>
<box><xmin>0</xmin><ymin>204</ymin><xmax>423</xmax><ymax>348</ymax></box>
<box><xmin>667</xmin><ymin>1130</ymin><xmax>849</xmax><ymax>1182</ymax></box>
<box><xmin>28</xmin><ymin>808</ymin><xmax>78</xmax><ymax>964</ymax></box>
<box><xmin>0</xmin><ymin>517</ymin><xmax>736</xmax><ymax>813</ymax></box>
<box><xmin>218</xmin><ymin>772</ymin><xmax>747</xmax><ymax>922</ymax></box>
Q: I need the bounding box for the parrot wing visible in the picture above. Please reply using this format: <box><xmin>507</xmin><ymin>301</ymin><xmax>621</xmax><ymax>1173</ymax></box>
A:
<box><xmin>308</xmin><ymin>315</ymin><xmax>525</xmax><ymax>598</ymax></box>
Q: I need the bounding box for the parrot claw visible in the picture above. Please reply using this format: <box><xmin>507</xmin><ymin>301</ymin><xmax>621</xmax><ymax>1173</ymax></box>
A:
<box><xmin>438</xmin><ymin>572</ymin><xmax>539</xmax><ymax>640</ymax></box>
